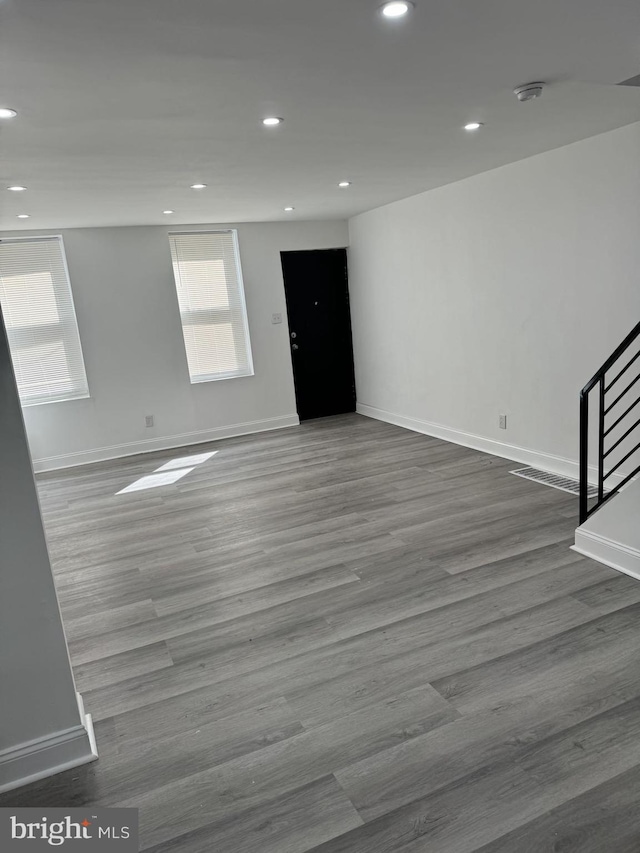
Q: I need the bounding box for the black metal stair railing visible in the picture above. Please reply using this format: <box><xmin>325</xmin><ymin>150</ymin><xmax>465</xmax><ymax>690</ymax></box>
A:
<box><xmin>580</xmin><ymin>319</ymin><xmax>640</xmax><ymax>524</ymax></box>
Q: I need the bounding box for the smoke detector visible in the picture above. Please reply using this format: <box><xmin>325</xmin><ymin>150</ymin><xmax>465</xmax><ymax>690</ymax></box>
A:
<box><xmin>514</xmin><ymin>82</ymin><xmax>545</xmax><ymax>102</ymax></box>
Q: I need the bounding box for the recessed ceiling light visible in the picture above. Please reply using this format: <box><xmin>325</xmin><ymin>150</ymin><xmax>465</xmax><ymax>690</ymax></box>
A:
<box><xmin>263</xmin><ymin>117</ymin><xmax>283</xmax><ymax>127</ymax></box>
<box><xmin>163</xmin><ymin>210</ymin><xmax>174</xmax><ymax>214</ymax></box>
<box><xmin>380</xmin><ymin>1</ymin><xmax>413</xmax><ymax>18</ymax></box>
<box><xmin>338</xmin><ymin>181</ymin><xmax>352</xmax><ymax>188</ymax></box>
<box><xmin>17</xmin><ymin>214</ymin><xmax>30</xmax><ymax>219</ymax></box>
<box><xmin>7</xmin><ymin>186</ymin><xmax>27</xmax><ymax>192</ymax></box>
<box><xmin>0</xmin><ymin>108</ymin><xmax>18</xmax><ymax>119</ymax></box>
<box><xmin>464</xmin><ymin>122</ymin><xmax>483</xmax><ymax>131</ymax></box>
<box><xmin>190</xmin><ymin>183</ymin><xmax>207</xmax><ymax>189</ymax></box>
<box><xmin>284</xmin><ymin>207</ymin><xmax>295</xmax><ymax>211</ymax></box>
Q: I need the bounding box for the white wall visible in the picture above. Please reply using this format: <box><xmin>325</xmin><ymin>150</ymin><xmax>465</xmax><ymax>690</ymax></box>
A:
<box><xmin>0</xmin><ymin>306</ymin><xmax>96</xmax><ymax>792</ymax></box>
<box><xmin>349</xmin><ymin>121</ymin><xmax>640</xmax><ymax>477</ymax></box>
<box><xmin>0</xmin><ymin>220</ymin><xmax>348</xmax><ymax>470</ymax></box>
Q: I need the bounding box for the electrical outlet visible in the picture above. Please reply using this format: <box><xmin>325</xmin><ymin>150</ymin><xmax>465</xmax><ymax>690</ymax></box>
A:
<box><xmin>271</xmin><ymin>313</ymin><xmax>283</xmax><ymax>325</ymax></box>
<box><xmin>499</xmin><ymin>414</ymin><xmax>507</xmax><ymax>430</ymax></box>
<box><xmin>145</xmin><ymin>415</ymin><xmax>155</xmax><ymax>428</ymax></box>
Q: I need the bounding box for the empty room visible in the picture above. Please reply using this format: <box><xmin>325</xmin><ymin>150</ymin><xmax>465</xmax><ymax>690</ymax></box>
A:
<box><xmin>2</xmin><ymin>1</ymin><xmax>640</xmax><ymax>851</ymax></box>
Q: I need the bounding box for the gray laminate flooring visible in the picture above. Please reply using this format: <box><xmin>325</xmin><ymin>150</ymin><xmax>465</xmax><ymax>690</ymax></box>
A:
<box><xmin>2</xmin><ymin>414</ymin><xmax>639</xmax><ymax>852</ymax></box>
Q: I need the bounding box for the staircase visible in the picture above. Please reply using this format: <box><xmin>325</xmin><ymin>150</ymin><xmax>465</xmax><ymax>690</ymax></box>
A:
<box><xmin>573</xmin><ymin>320</ymin><xmax>640</xmax><ymax>577</ymax></box>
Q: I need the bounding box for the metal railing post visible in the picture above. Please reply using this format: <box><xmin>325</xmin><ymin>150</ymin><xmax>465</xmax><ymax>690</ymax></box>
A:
<box><xmin>598</xmin><ymin>377</ymin><xmax>605</xmax><ymax>503</ymax></box>
<box><xmin>579</xmin><ymin>390</ymin><xmax>589</xmax><ymax>524</ymax></box>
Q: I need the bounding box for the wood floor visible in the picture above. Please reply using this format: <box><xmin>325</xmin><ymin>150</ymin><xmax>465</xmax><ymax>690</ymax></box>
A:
<box><xmin>3</xmin><ymin>414</ymin><xmax>640</xmax><ymax>851</ymax></box>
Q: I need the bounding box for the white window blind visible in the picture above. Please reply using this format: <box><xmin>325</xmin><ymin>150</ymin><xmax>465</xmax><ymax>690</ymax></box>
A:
<box><xmin>0</xmin><ymin>236</ymin><xmax>89</xmax><ymax>406</ymax></box>
<box><xmin>169</xmin><ymin>230</ymin><xmax>254</xmax><ymax>383</ymax></box>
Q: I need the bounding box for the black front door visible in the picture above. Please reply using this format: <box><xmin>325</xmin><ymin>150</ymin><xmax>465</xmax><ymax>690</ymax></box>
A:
<box><xmin>281</xmin><ymin>248</ymin><xmax>356</xmax><ymax>421</ymax></box>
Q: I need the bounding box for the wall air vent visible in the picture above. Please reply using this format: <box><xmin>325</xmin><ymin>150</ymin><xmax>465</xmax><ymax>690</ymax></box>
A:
<box><xmin>510</xmin><ymin>466</ymin><xmax>603</xmax><ymax>499</ymax></box>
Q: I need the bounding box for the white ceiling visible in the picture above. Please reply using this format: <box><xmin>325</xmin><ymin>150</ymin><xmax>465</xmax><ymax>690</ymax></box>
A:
<box><xmin>1</xmin><ymin>0</ymin><xmax>639</xmax><ymax>230</ymax></box>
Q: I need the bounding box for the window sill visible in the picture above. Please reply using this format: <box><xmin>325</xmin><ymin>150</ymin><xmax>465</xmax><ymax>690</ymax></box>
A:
<box><xmin>21</xmin><ymin>393</ymin><xmax>91</xmax><ymax>408</ymax></box>
<box><xmin>190</xmin><ymin>369</ymin><xmax>255</xmax><ymax>385</ymax></box>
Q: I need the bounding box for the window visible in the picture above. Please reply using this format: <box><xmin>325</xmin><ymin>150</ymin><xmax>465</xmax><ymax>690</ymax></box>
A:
<box><xmin>169</xmin><ymin>230</ymin><xmax>254</xmax><ymax>383</ymax></box>
<box><xmin>0</xmin><ymin>236</ymin><xmax>89</xmax><ymax>405</ymax></box>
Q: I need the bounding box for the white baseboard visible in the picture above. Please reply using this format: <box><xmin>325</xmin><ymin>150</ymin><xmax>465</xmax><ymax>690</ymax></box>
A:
<box><xmin>572</xmin><ymin>532</ymin><xmax>640</xmax><ymax>581</ymax></box>
<box><xmin>0</xmin><ymin>693</ymin><xmax>98</xmax><ymax>794</ymax></box>
<box><xmin>356</xmin><ymin>402</ymin><xmax>625</xmax><ymax>487</ymax></box>
<box><xmin>32</xmin><ymin>414</ymin><xmax>300</xmax><ymax>473</ymax></box>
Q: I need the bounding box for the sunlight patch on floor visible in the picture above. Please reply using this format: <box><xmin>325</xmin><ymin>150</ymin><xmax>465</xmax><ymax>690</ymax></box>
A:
<box><xmin>116</xmin><ymin>450</ymin><xmax>219</xmax><ymax>494</ymax></box>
